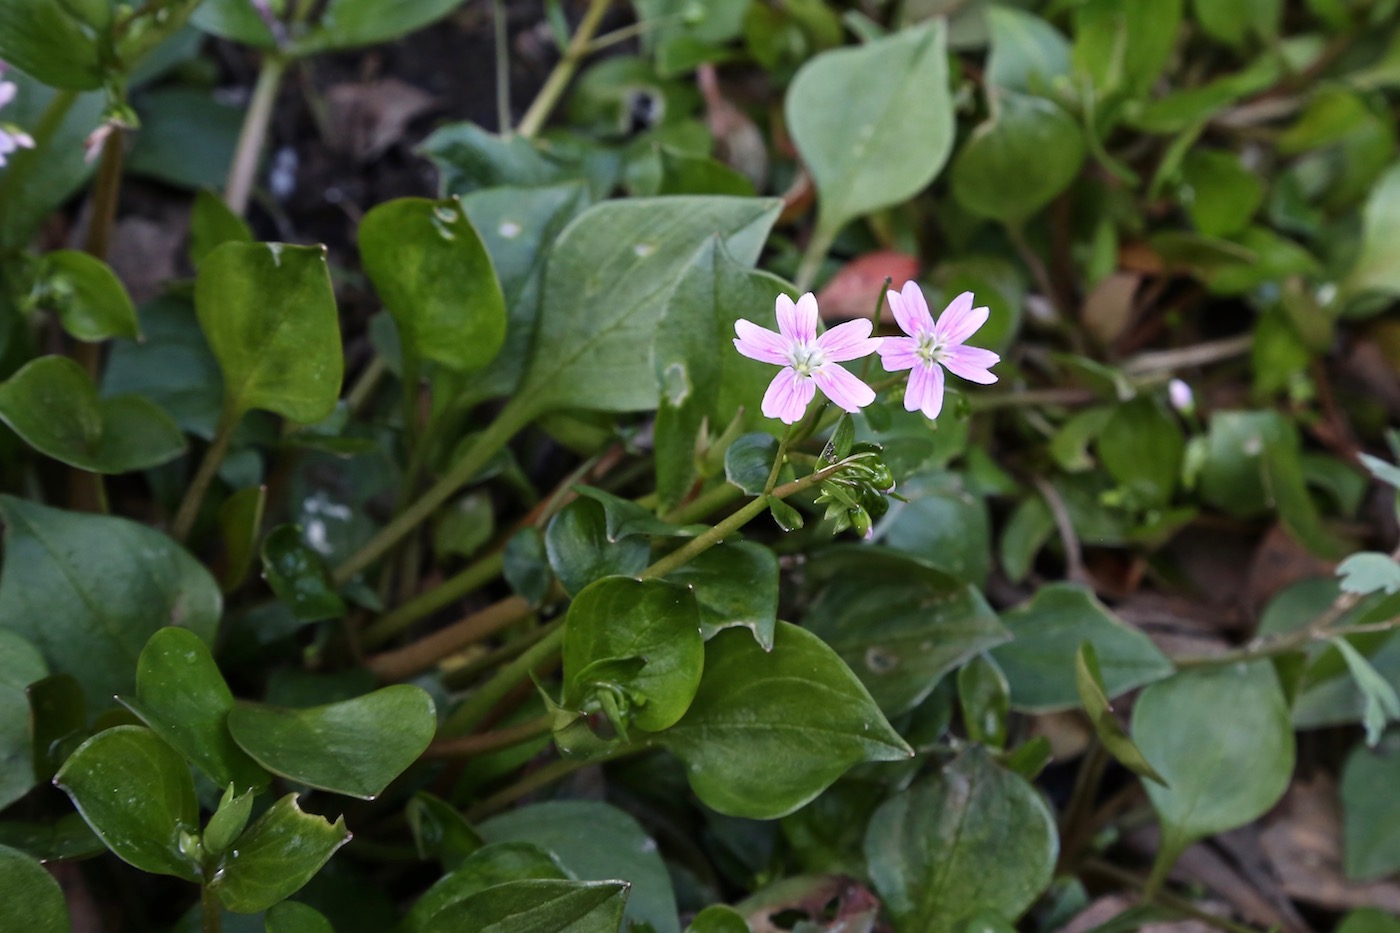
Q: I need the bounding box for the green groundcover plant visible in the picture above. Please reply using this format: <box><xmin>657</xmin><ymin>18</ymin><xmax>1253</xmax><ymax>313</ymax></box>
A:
<box><xmin>1</xmin><ymin>0</ymin><xmax>1400</xmax><ymax>930</ymax></box>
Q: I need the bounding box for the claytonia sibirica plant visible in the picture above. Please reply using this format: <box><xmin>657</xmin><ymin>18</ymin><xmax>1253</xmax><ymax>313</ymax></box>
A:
<box><xmin>0</xmin><ymin>64</ymin><xmax>34</xmax><ymax>167</ymax></box>
<box><xmin>734</xmin><ymin>292</ymin><xmax>883</xmax><ymax>423</ymax></box>
<box><xmin>878</xmin><ymin>282</ymin><xmax>1001</xmax><ymax>419</ymax></box>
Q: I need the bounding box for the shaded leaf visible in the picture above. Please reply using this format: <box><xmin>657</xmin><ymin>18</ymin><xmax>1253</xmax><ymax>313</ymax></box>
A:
<box><xmin>663</xmin><ymin>541</ymin><xmax>778</xmax><ymax>649</ymax></box>
<box><xmin>0</xmin><ymin>630</ymin><xmax>45</xmax><ymax>809</ymax></box>
<box><xmin>1075</xmin><ymin>643</ymin><xmax>1167</xmax><ymax>785</ymax></box>
<box><xmin>215</xmin><ymin>794</ymin><xmax>351</xmax><ymax>914</ymax></box>
<box><xmin>36</xmin><ymin>250</ymin><xmax>139</xmax><ymax>342</ymax></box>
<box><xmin>422</xmin><ymin>879</ymin><xmax>629</xmax><ymax>933</ymax></box>
<box><xmin>0</xmin><ymin>843</ymin><xmax>70</xmax><ymax>932</ymax></box>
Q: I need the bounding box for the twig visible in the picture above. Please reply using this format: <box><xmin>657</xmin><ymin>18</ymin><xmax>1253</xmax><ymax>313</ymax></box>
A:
<box><xmin>423</xmin><ymin>713</ymin><xmax>553</xmax><ymax>759</ymax></box>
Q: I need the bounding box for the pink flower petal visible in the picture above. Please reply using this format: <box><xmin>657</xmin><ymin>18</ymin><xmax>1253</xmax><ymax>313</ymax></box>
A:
<box><xmin>812</xmin><ymin>364</ymin><xmax>876</xmax><ymax>413</ymax></box>
<box><xmin>905</xmin><ymin>362</ymin><xmax>945</xmax><ymax>419</ymax></box>
<box><xmin>761</xmin><ymin>368</ymin><xmax>816</xmax><ymax>424</ymax></box>
<box><xmin>941</xmin><ymin>345</ymin><xmax>999</xmax><ymax>384</ymax></box>
<box><xmin>877</xmin><ymin>337</ymin><xmax>920</xmax><ymax>372</ymax></box>
<box><xmin>734</xmin><ymin>319</ymin><xmax>791</xmax><ymax>366</ymax></box>
<box><xmin>816</xmin><ymin>318</ymin><xmax>882</xmax><ymax>362</ymax></box>
<box><xmin>932</xmin><ymin>292</ymin><xmax>978</xmax><ymax>344</ymax></box>
<box><xmin>938</xmin><ymin>302</ymin><xmax>990</xmax><ymax>347</ymax></box>
<box><xmin>0</xmin><ymin>82</ymin><xmax>15</xmax><ymax>109</ymax></box>
<box><xmin>776</xmin><ymin>292</ymin><xmax>818</xmax><ymax>343</ymax></box>
<box><xmin>891</xmin><ymin>280</ymin><xmax>934</xmax><ymax>337</ymax></box>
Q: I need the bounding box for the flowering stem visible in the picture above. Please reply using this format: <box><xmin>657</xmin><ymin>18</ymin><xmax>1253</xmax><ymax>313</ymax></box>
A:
<box><xmin>425</xmin><ymin>712</ymin><xmax>553</xmax><ymax>759</ymax></box>
<box><xmin>225</xmin><ymin>54</ymin><xmax>287</xmax><ymax>215</ymax></box>
<box><xmin>763</xmin><ymin>424</ymin><xmax>794</xmax><ymax>494</ymax></box>
<box><xmin>362</xmin><ymin>550</ymin><xmax>506</xmax><ymax>649</ymax></box>
<box><xmin>441</xmin><ymin>618</ymin><xmax>565</xmax><ymax>736</ymax></box>
<box><xmin>491</xmin><ymin>0</ymin><xmax>512</xmax><ymax>134</ymax></box>
<box><xmin>171</xmin><ymin>406</ymin><xmax>239</xmax><ymax>543</ymax></box>
<box><xmin>466</xmin><ymin>742</ymin><xmax>645</xmax><ymax>820</ymax></box>
<box><xmin>516</xmin><ymin>0</ymin><xmax>613</xmax><ymax>139</ymax></box>
<box><xmin>663</xmin><ymin>481</ymin><xmax>742</xmax><ymax>525</ymax></box>
<box><xmin>201</xmin><ymin>881</ymin><xmax>222</xmax><ymax>933</ymax></box>
<box><xmin>794</xmin><ymin>223</ymin><xmax>836</xmax><ymax>293</ymax></box>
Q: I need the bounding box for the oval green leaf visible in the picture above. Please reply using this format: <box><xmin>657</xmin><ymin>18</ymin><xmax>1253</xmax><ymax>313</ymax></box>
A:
<box><xmin>404</xmin><ymin>841</ymin><xmax>569</xmax><ymax>932</ymax></box>
<box><xmin>261</xmin><ymin>525</ymin><xmax>346</xmax><ymax>623</ymax></box>
<box><xmin>0</xmin><ymin>356</ymin><xmax>187</xmax><ymax>474</ymax></box>
<box><xmin>0</xmin><ymin>630</ymin><xmax>46</xmax><ymax>809</ymax></box>
<box><xmin>659</xmin><ymin>621</ymin><xmax>912</xmax><ymax>819</ymax></box>
<box><xmin>53</xmin><ymin>725</ymin><xmax>200</xmax><ymax>881</ymax></box>
<box><xmin>227</xmin><ymin>685</ymin><xmax>436</xmax><ymax>800</ymax></box>
<box><xmin>545</xmin><ymin>498</ymin><xmax>650</xmax><ymax>597</ymax></box>
<box><xmin>359</xmin><ymin>196</ymin><xmax>506</xmax><ymax>373</ymax></box>
<box><xmin>214</xmin><ymin>793</ymin><xmax>351</xmax><ymax>914</ymax></box>
<box><xmin>265</xmin><ymin>901</ymin><xmax>334</xmax><ymax>933</ymax></box>
<box><xmin>663</xmin><ymin>540</ymin><xmax>778</xmax><ymax>649</ymax></box>
<box><xmin>196</xmin><ymin>242</ymin><xmax>343</xmax><ymax>423</ymax></box>
<box><xmin>0</xmin><ymin>843</ymin><xmax>70</xmax><ymax>932</ymax></box>
<box><xmin>951</xmin><ymin>93</ymin><xmax>1086</xmax><ymax>223</ymax></box>
<box><xmin>865</xmin><ymin>746</ymin><xmax>1058</xmax><ymax>932</ymax></box>
<box><xmin>37</xmin><ymin>250</ymin><xmax>140</xmax><ymax>342</ymax></box>
<box><xmin>424</xmin><ymin>879</ymin><xmax>629</xmax><ymax>933</ymax></box>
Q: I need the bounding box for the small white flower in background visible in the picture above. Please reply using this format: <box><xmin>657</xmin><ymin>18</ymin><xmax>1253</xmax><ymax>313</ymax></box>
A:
<box><xmin>1168</xmin><ymin>378</ymin><xmax>1194</xmax><ymax>414</ymax></box>
<box><xmin>877</xmin><ymin>281</ymin><xmax>1000</xmax><ymax>420</ymax></box>
<box><xmin>0</xmin><ymin>63</ymin><xmax>36</xmax><ymax>169</ymax></box>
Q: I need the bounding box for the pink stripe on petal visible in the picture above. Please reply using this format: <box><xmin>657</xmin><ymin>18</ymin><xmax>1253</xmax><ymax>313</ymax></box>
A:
<box><xmin>817</xmin><ymin>318</ymin><xmax>881</xmax><ymax>362</ymax></box>
<box><xmin>812</xmin><ymin>365</ymin><xmax>876</xmax><ymax>413</ymax></box>
<box><xmin>791</xmin><ymin>293</ymin><xmax>819</xmax><ymax>342</ymax></box>
<box><xmin>734</xmin><ymin>319</ymin><xmax>792</xmax><ymax>365</ymax></box>
<box><xmin>906</xmin><ymin>362</ymin><xmax>945</xmax><ymax>419</ymax></box>
<box><xmin>761</xmin><ymin>368</ymin><xmax>816</xmax><ymax>424</ymax></box>
<box><xmin>939</xmin><ymin>303</ymin><xmax>990</xmax><ymax>347</ymax></box>
<box><xmin>877</xmin><ymin>337</ymin><xmax>920</xmax><ymax>372</ymax></box>
<box><xmin>899</xmin><ymin>280</ymin><xmax>934</xmax><ymax>335</ymax></box>
<box><xmin>933</xmin><ymin>291</ymin><xmax>976</xmax><ymax>343</ymax></box>
<box><xmin>775</xmin><ymin>294</ymin><xmax>799</xmax><ymax>340</ymax></box>
<box><xmin>941</xmin><ymin>345</ymin><xmax>999</xmax><ymax>384</ymax></box>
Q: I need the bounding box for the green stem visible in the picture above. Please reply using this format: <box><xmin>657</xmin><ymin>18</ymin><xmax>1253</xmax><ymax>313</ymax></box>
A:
<box><xmin>763</xmin><ymin>424</ymin><xmax>794</xmax><ymax>494</ymax></box>
<box><xmin>333</xmin><ymin>400</ymin><xmax>530</xmax><ymax>584</ymax></box>
<box><xmin>466</xmin><ymin>742</ymin><xmax>643</xmax><ymax>820</ymax></box>
<box><xmin>363</xmin><ymin>551</ymin><xmax>505</xmax><ymax>648</ymax></box>
<box><xmin>1142</xmin><ymin>842</ymin><xmax>1180</xmax><ymax>903</ymax></box>
<box><xmin>425</xmin><ymin>712</ymin><xmax>553</xmax><ymax>758</ymax></box>
<box><xmin>200</xmin><ymin>883</ymin><xmax>222</xmax><ymax>933</ymax></box>
<box><xmin>224</xmin><ymin>55</ymin><xmax>287</xmax><ymax>215</ymax></box>
<box><xmin>172</xmin><ymin>407</ymin><xmax>239</xmax><ymax>543</ymax></box>
<box><xmin>83</xmin><ymin>126</ymin><xmax>125</xmax><ymax>264</ymax></box>
<box><xmin>492</xmin><ymin>0</ymin><xmax>512</xmax><ymax>134</ymax></box>
<box><xmin>516</xmin><ymin>0</ymin><xmax>613</xmax><ymax>139</ymax></box>
<box><xmin>1084</xmin><ymin>859</ymin><xmax>1262</xmax><ymax>933</ymax></box>
<box><xmin>442</xmin><ymin>619</ymin><xmax>565</xmax><ymax>736</ymax></box>
<box><xmin>345</xmin><ymin>355</ymin><xmax>388</xmax><ymax>417</ymax></box>
<box><xmin>663</xmin><ymin>481</ymin><xmax>742</xmax><ymax>525</ymax></box>
<box><xmin>794</xmin><ymin>224</ymin><xmax>836</xmax><ymax>293</ymax></box>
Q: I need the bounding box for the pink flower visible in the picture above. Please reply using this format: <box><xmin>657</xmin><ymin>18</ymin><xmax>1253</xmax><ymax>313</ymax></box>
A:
<box><xmin>734</xmin><ymin>292</ymin><xmax>883</xmax><ymax>424</ymax></box>
<box><xmin>0</xmin><ymin>70</ymin><xmax>34</xmax><ymax>169</ymax></box>
<box><xmin>877</xmin><ymin>282</ymin><xmax>999</xmax><ymax>419</ymax></box>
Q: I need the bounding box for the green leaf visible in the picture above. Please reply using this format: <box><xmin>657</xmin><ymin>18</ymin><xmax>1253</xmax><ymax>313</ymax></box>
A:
<box><xmin>0</xmin><ymin>844</ymin><xmax>70</xmax><ymax>932</ymax></box>
<box><xmin>261</xmin><ymin>525</ymin><xmax>346</xmax><ymax>623</ymax></box>
<box><xmin>102</xmin><ymin>294</ymin><xmax>224</xmax><ymax>439</ymax></box>
<box><xmin>1075</xmin><ymin>643</ymin><xmax>1167</xmax><ymax>785</ymax></box>
<box><xmin>1341</xmin><ymin>162</ymin><xmax>1400</xmax><ymax>303</ymax></box>
<box><xmin>265</xmin><ymin>901</ymin><xmax>334</xmax><ymax>933</ymax></box>
<box><xmin>951</xmin><ymin>93</ymin><xmax>1086</xmax><ymax>223</ymax></box>
<box><xmin>53</xmin><ymin>725</ymin><xmax>200</xmax><ymax>881</ymax></box>
<box><xmin>991</xmin><ymin>584</ymin><xmax>1172</xmax><ymax>712</ymax></box>
<box><xmin>294</xmin><ymin>0</ymin><xmax>466</xmax><ymax>53</ymax></box>
<box><xmin>787</xmin><ymin>20</ymin><xmax>953</xmax><ymax>237</ymax></box>
<box><xmin>196</xmin><ymin>242</ymin><xmax>343</xmax><ymax>423</ymax></box>
<box><xmin>359</xmin><ymin>197</ymin><xmax>506</xmax><ymax>373</ymax></box>
<box><xmin>804</xmin><ymin>546</ymin><xmax>1009</xmax><ymax>715</ymax></box>
<box><xmin>422</xmin><ymin>879</ymin><xmax>629</xmax><ymax>933</ymax></box>
<box><xmin>1179</xmin><ymin>150</ymin><xmax>1264</xmax><ymax>238</ymax></box>
<box><xmin>571</xmin><ymin>486</ymin><xmax>681</xmax><ymax>541</ymax></box>
<box><xmin>865</xmin><ymin>746</ymin><xmax>1058</xmax><ymax>931</ymax></box>
<box><xmin>724</xmin><ymin>433</ymin><xmax>779</xmax><ymax>496</ymax></box>
<box><xmin>126</xmin><ymin>87</ymin><xmax>243</xmax><ymax>192</ymax></box>
<box><xmin>659</xmin><ymin>622</ymin><xmax>912</xmax><ymax>820</ymax></box>
<box><xmin>26</xmin><ymin>673</ymin><xmax>84</xmax><ymax>784</ymax></box>
<box><xmin>544</xmin><ymin>498</ymin><xmax>650</xmax><ymax>597</ymax></box>
<box><xmin>0</xmin><ymin>497</ymin><xmax>221</xmax><ymax>703</ymax></box>
<box><xmin>0</xmin><ymin>630</ymin><xmax>46</xmax><ymax>809</ymax></box>
<box><xmin>118</xmin><ymin>627</ymin><xmax>269</xmax><ymax>793</ymax></box>
<box><xmin>0</xmin><ymin>0</ymin><xmax>102</xmax><ymax>89</ymax></box>
<box><xmin>663</xmin><ymin>541</ymin><xmax>778</xmax><ymax>649</ymax></box>
<box><xmin>35</xmin><ymin>250</ymin><xmax>140</xmax><ymax>342</ymax></box>
<box><xmin>204</xmin><ymin>785</ymin><xmax>255</xmax><ymax>855</ymax></box>
<box><xmin>957</xmin><ymin>655</ymin><xmax>1010</xmax><ymax>749</ymax></box>
<box><xmin>404</xmin><ymin>842</ymin><xmax>569</xmax><ymax>932</ymax></box>
<box><xmin>877</xmin><ymin>479</ymin><xmax>992</xmax><ymax>587</ymax></box>
<box><xmin>214</xmin><ymin>793</ymin><xmax>351</xmax><ymax>914</ymax></box>
<box><xmin>1072</xmin><ymin>0</ymin><xmax>1183</xmax><ymax>101</ymax></box>
<box><xmin>0</xmin><ymin>356</ymin><xmax>187</xmax><ymax>474</ymax></box>
<box><xmin>406</xmin><ymin>791</ymin><xmax>484</xmax><ymax>870</ymax></box>
<box><xmin>1338</xmin><ymin>909</ymin><xmax>1400</xmax><ymax>933</ymax></box>
<box><xmin>1341</xmin><ymin>741</ymin><xmax>1400</xmax><ymax>881</ymax></box>
<box><xmin>985</xmin><ymin>7</ymin><xmax>1071</xmax><ymax>95</ymax></box>
<box><xmin>480</xmin><ymin>800</ymin><xmax>678</xmax><ymax>933</ymax></box>
<box><xmin>191</xmin><ymin>190</ymin><xmax>253</xmax><ymax>268</ymax></box>
<box><xmin>218</xmin><ymin>486</ymin><xmax>266</xmax><ymax>593</ymax></box>
<box><xmin>435</xmin><ymin>493</ymin><xmax>495</xmax><ymax>561</ymax></box>
<box><xmin>227</xmin><ymin>685</ymin><xmax>436</xmax><ymax>800</ymax></box>
<box><xmin>503</xmin><ymin>527</ymin><xmax>552</xmax><ymax>607</ymax></box>
<box><xmin>687</xmin><ymin>905</ymin><xmax>749</xmax><ymax>933</ymax></box>
<box><xmin>508</xmin><ymin>196</ymin><xmax>779</xmax><ymax>417</ymax></box>
<box><xmin>1332</xmin><ymin>637</ymin><xmax>1400</xmax><ymax>747</ymax></box>
<box><xmin>1133</xmin><ymin>663</ymin><xmax>1295</xmax><ymax>860</ymax></box>
<box><xmin>563</xmin><ymin>577</ymin><xmax>704</xmax><ymax>734</ymax></box>
<box><xmin>1192</xmin><ymin>0</ymin><xmax>1280</xmax><ymax>46</ymax></box>
<box><xmin>1338</xmin><ymin>552</ymin><xmax>1400</xmax><ymax>597</ymax></box>
<box><xmin>0</xmin><ymin>813</ymin><xmax>103</xmax><ymax>862</ymax></box>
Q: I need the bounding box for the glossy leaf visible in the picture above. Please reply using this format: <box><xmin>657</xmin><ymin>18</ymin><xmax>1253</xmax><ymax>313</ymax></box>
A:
<box><xmin>0</xmin><ymin>813</ymin><xmax>103</xmax><ymax>862</ymax></box>
<box><xmin>204</xmin><ymin>785</ymin><xmax>255</xmax><ymax>855</ymax></box>
<box><xmin>26</xmin><ymin>673</ymin><xmax>84</xmax><ymax>784</ymax></box>
<box><xmin>214</xmin><ymin>794</ymin><xmax>351</xmax><ymax>913</ymax></box>
<box><xmin>261</xmin><ymin>525</ymin><xmax>346</xmax><ymax>623</ymax></box>
<box><xmin>724</xmin><ymin>433</ymin><xmax>780</xmax><ymax>496</ymax></box>
<box><xmin>404</xmin><ymin>841</ymin><xmax>569</xmax><ymax>932</ymax></box>
<box><xmin>687</xmin><ymin>905</ymin><xmax>750</xmax><ymax>933</ymax></box>
<box><xmin>190</xmin><ymin>189</ymin><xmax>253</xmax><ymax>268</ymax></box>
<box><xmin>544</xmin><ymin>498</ymin><xmax>650</xmax><ymax>596</ymax></box>
<box><xmin>865</xmin><ymin>747</ymin><xmax>1058</xmax><ymax>931</ymax></box>
<box><xmin>0</xmin><ymin>630</ymin><xmax>45</xmax><ymax>809</ymax></box>
<box><xmin>0</xmin><ymin>356</ymin><xmax>186</xmax><ymax>474</ymax></box>
<box><xmin>422</xmin><ymin>879</ymin><xmax>629</xmax><ymax>933</ymax></box>
<box><xmin>265</xmin><ymin>901</ymin><xmax>334</xmax><ymax>933</ymax></box>
<box><xmin>1075</xmin><ymin>643</ymin><xmax>1167</xmax><ymax>785</ymax></box>
<box><xmin>562</xmin><ymin>577</ymin><xmax>703</xmax><ymax>734</ymax></box>
<box><xmin>227</xmin><ymin>685</ymin><xmax>436</xmax><ymax>799</ymax></box>
<box><xmin>359</xmin><ymin>197</ymin><xmax>506</xmax><ymax>372</ymax></box>
<box><xmin>508</xmin><ymin>196</ymin><xmax>779</xmax><ymax>417</ymax></box>
<box><xmin>991</xmin><ymin>584</ymin><xmax>1172</xmax><ymax>712</ymax></box>
<box><xmin>805</xmin><ymin>547</ymin><xmax>1009</xmax><ymax>715</ymax></box>
<box><xmin>0</xmin><ymin>497</ymin><xmax>221</xmax><ymax>702</ymax></box>
<box><xmin>787</xmin><ymin>20</ymin><xmax>953</xmax><ymax>237</ymax></box>
<box><xmin>36</xmin><ymin>250</ymin><xmax>140</xmax><ymax>342</ymax></box>
<box><xmin>196</xmin><ymin>242</ymin><xmax>343</xmax><ymax>423</ymax></box>
<box><xmin>957</xmin><ymin>655</ymin><xmax>1010</xmax><ymax>750</ymax></box>
<box><xmin>0</xmin><ymin>844</ymin><xmax>70</xmax><ymax>932</ymax></box>
<box><xmin>481</xmin><ymin>800</ymin><xmax>678</xmax><ymax>933</ymax></box>
<box><xmin>660</xmin><ymin>622</ymin><xmax>912</xmax><ymax>819</ymax></box>
<box><xmin>119</xmin><ymin>627</ymin><xmax>269</xmax><ymax>793</ymax></box>
<box><xmin>663</xmin><ymin>541</ymin><xmax>778</xmax><ymax>649</ymax></box>
<box><xmin>1133</xmin><ymin>663</ymin><xmax>1294</xmax><ymax>861</ymax></box>
<box><xmin>951</xmin><ymin>94</ymin><xmax>1085</xmax><ymax>223</ymax></box>
<box><xmin>53</xmin><ymin>725</ymin><xmax>200</xmax><ymax>881</ymax></box>
<box><xmin>218</xmin><ymin>486</ymin><xmax>266</xmax><ymax>593</ymax></box>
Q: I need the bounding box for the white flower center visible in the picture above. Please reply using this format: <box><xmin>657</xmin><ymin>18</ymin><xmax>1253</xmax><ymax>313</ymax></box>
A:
<box><xmin>787</xmin><ymin>340</ymin><xmax>827</xmax><ymax>376</ymax></box>
<box><xmin>916</xmin><ymin>330</ymin><xmax>946</xmax><ymax>365</ymax></box>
